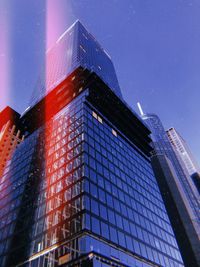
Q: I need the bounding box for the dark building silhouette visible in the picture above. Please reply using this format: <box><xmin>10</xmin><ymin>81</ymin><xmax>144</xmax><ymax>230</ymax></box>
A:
<box><xmin>191</xmin><ymin>172</ymin><xmax>200</xmax><ymax>195</ymax></box>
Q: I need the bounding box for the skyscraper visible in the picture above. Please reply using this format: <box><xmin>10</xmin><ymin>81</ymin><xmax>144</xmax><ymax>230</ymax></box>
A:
<box><xmin>138</xmin><ymin>108</ymin><xmax>200</xmax><ymax>267</ymax></box>
<box><xmin>166</xmin><ymin>127</ymin><xmax>200</xmax><ymax>176</ymax></box>
<box><xmin>0</xmin><ymin>21</ymin><xmax>184</xmax><ymax>267</ymax></box>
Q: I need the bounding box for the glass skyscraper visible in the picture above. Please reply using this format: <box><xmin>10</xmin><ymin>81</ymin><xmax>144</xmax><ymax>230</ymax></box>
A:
<box><xmin>29</xmin><ymin>20</ymin><xmax>122</xmax><ymax>108</ymax></box>
<box><xmin>139</xmin><ymin>111</ymin><xmax>200</xmax><ymax>267</ymax></box>
<box><xmin>0</xmin><ymin>21</ymin><xmax>184</xmax><ymax>267</ymax></box>
<box><xmin>166</xmin><ymin>127</ymin><xmax>200</xmax><ymax>176</ymax></box>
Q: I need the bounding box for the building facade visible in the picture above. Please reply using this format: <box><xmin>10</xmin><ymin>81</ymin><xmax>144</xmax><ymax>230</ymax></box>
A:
<box><xmin>29</xmin><ymin>20</ymin><xmax>122</xmax><ymax>108</ymax></box>
<box><xmin>139</xmin><ymin>111</ymin><xmax>200</xmax><ymax>267</ymax></box>
<box><xmin>0</xmin><ymin>107</ymin><xmax>24</xmax><ymax>178</ymax></box>
<box><xmin>166</xmin><ymin>127</ymin><xmax>200</xmax><ymax>176</ymax></box>
<box><xmin>0</xmin><ymin>21</ymin><xmax>184</xmax><ymax>267</ymax></box>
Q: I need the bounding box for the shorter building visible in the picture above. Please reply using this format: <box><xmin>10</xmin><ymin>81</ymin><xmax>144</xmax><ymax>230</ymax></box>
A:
<box><xmin>0</xmin><ymin>107</ymin><xmax>24</xmax><ymax>177</ymax></box>
<box><xmin>167</xmin><ymin>127</ymin><xmax>200</xmax><ymax>176</ymax></box>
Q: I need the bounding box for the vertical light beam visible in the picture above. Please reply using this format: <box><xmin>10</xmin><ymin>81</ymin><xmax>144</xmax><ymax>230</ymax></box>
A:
<box><xmin>0</xmin><ymin>1</ymin><xmax>11</xmax><ymax>110</ymax></box>
<box><xmin>137</xmin><ymin>102</ymin><xmax>145</xmax><ymax>116</ymax></box>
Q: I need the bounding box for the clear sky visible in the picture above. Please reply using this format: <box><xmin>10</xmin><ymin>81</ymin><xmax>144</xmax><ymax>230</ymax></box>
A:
<box><xmin>0</xmin><ymin>0</ymin><xmax>200</xmax><ymax>165</ymax></box>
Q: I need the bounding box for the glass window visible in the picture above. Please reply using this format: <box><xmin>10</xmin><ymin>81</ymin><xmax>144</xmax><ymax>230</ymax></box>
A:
<box><xmin>91</xmin><ymin>199</ymin><xmax>99</xmax><ymax>216</ymax></box>
<box><xmin>101</xmin><ymin>222</ymin><xmax>109</xmax><ymax>239</ymax></box>
<box><xmin>92</xmin><ymin>217</ymin><xmax>100</xmax><ymax>235</ymax></box>
<box><xmin>110</xmin><ymin>226</ymin><xmax>118</xmax><ymax>244</ymax></box>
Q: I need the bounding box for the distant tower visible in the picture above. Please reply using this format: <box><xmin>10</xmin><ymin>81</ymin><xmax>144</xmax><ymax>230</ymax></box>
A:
<box><xmin>166</xmin><ymin>127</ymin><xmax>200</xmax><ymax>176</ymax></box>
<box><xmin>137</xmin><ymin>103</ymin><xmax>200</xmax><ymax>267</ymax></box>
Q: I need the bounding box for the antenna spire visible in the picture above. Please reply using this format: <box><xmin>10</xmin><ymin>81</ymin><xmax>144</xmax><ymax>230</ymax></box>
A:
<box><xmin>137</xmin><ymin>102</ymin><xmax>144</xmax><ymax>116</ymax></box>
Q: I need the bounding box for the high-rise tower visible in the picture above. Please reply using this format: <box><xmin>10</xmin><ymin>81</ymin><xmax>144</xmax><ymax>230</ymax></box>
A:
<box><xmin>166</xmin><ymin>127</ymin><xmax>200</xmax><ymax>176</ymax></box>
<box><xmin>29</xmin><ymin>20</ymin><xmax>122</xmax><ymax>107</ymax></box>
<box><xmin>0</xmin><ymin>21</ymin><xmax>184</xmax><ymax>267</ymax></box>
<box><xmin>138</xmin><ymin>106</ymin><xmax>200</xmax><ymax>267</ymax></box>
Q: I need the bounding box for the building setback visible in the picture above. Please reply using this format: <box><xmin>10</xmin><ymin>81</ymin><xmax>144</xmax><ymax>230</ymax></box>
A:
<box><xmin>0</xmin><ymin>21</ymin><xmax>184</xmax><ymax>267</ymax></box>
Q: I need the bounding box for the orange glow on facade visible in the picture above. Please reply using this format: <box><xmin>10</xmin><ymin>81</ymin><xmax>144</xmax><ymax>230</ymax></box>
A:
<box><xmin>0</xmin><ymin>107</ymin><xmax>24</xmax><ymax>178</ymax></box>
<box><xmin>0</xmin><ymin>122</ymin><xmax>24</xmax><ymax>177</ymax></box>
<box><xmin>36</xmin><ymin>2</ymin><xmax>75</xmax><ymax>262</ymax></box>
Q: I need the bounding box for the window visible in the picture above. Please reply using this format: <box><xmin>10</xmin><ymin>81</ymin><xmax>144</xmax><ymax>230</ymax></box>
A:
<box><xmin>80</xmin><ymin>45</ymin><xmax>86</xmax><ymax>53</ymax></box>
<box><xmin>92</xmin><ymin>111</ymin><xmax>98</xmax><ymax>119</ymax></box>
<box><xmin>98</xmin><ymin>116</ymin><xmax>103</xmax><ymax>124</ymax></box>
<box><xmin>112</xmin><ymin>129</ymin><xmax>117</xmax><ymax>137</ymax></box>
<box><xmin>91</xmin><ymin>217</ymin><xmax>100</xmax><ymax>235</ymax></box>
<box><xmin>92</xmin><ymin>111</ymin><xmax>103</xmax><ymax>124</ymax></box>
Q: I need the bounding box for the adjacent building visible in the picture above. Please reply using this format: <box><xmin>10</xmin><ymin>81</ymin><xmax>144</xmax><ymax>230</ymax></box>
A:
<box><xmin>0</xmin><ymin>107</ymin><xmax>24</xmax><ymax>178</ymax></box>
<box><xmin>138</xmin><ymin>107</ymin><xmax>200</xmax><ymax>267</ymax></box>
<box><xmin>166</xmin><ymin>127</ymin><xmax>200</xmax><ymax>176</ymax></box>
<box><xmin>0</xmin><ymin>21</ymin><xmax>184</xmax><ymax>267</ymax></box>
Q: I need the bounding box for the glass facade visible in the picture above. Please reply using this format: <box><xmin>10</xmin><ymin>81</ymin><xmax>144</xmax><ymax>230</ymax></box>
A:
<box><xmin>29</xmin><ymin>20</ymin><xmax>122</xmax><ymax>107</ymax></box>
<box><xmin>141</xmin><ymin>113</ymin><xmax>200</xmax><ymax>267</ymax></box>
<box><xmin>141</xmin><ymin>113</ymin><xmax>200</xmax><ymax>226</ymax></box>
<box><xmin>166</xmin><ymin>127</ymin><xmax>200</xmax><ymax>176</ymax></box>
<box><xmin>0</xmin><ymin>91</ymin><xmax>183</xmax><ymax>266</ymax></box>
<box><xmin>80</xmin><ymin>98</ymin><xmax>183</xmax><ymax>267</ymax></box>
<box><xmin>0</xmin><ymin>21</ymin><xmax>184</xmax><ymax>267</ymax></box>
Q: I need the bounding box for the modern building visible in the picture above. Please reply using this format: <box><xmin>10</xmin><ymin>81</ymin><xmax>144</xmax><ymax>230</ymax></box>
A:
<box><xmin>166</xmin><ymin>127</ymin><xmax>200</xmax><ymax>176</ymax></box>
<box><xmin>0</xmin><ymin>107</ymin><xmax>24</xmax><ymax>177</ymax></box>
<box><xmin>29</xmin><ymin>20</ymin><xmax>122</xmax><ymax>108</ymax></box>
<box><xmin>0</xmin><ymin>21</ymin><xmax>184</xmax><ymax>267</ymax></box>
<box><xmin>138</xmin><ymin>106</ymin><xmax>200</xmax><ymax>267</ymax></box>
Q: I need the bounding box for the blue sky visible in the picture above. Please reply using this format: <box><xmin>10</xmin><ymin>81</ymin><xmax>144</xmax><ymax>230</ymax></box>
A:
<box><xmin>0</xmin><ymin>0</ymin><xmax>200</xmax><ymax>164</ymax></box>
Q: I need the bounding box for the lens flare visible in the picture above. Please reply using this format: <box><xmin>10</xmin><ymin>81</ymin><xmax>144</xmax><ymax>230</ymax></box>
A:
<box><xmin>43</xmin><ymin>1</ymin><xmax>73</xmax><ymax>260</ymax></box>
<box><xmin>0</xmin><ymin>1</ymin><xmax>11</xmax><ymax>110</ymax></box>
